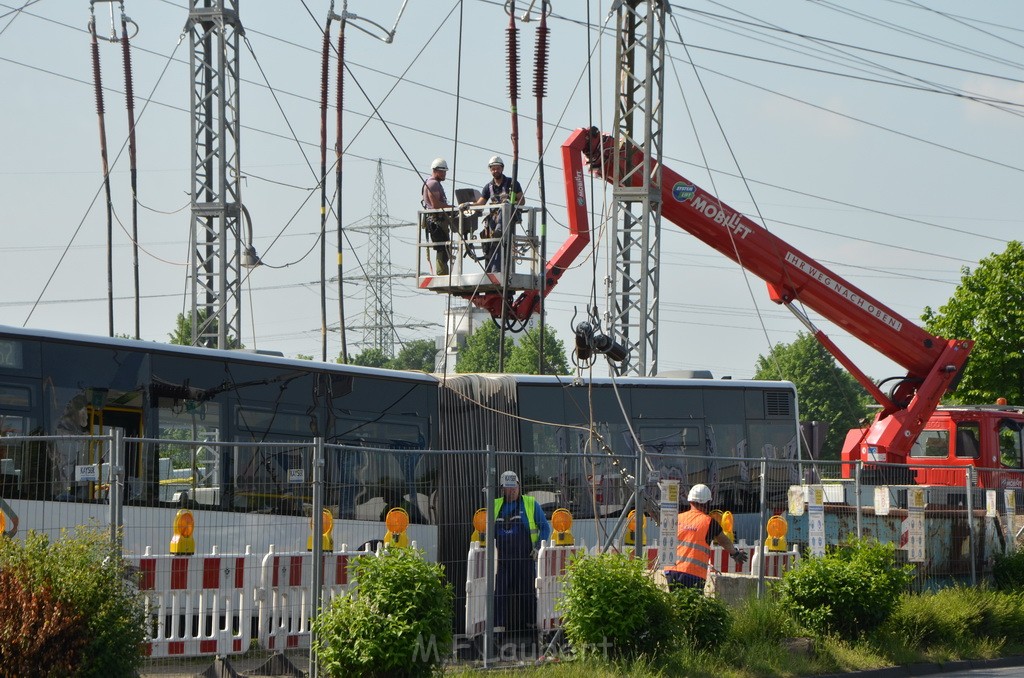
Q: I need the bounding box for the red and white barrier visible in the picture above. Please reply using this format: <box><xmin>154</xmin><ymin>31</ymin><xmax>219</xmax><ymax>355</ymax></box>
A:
<box><xmin>256</xmin><ymin>544</ymin><xmax>373</xmax><ymax>651</ymax></box>
<box><xmin>648</xmin><ymin>541</ymin><xmax>757</xmax><ymax>576</ymax></box>
<box><xmin>534</xmin><ymin>540</ymin><xmax>587</xmax><ymax>632</ymax></box>
<box><xmin>709</xmin><ymin>540</ymin><xmax>756</xmax><ymax>575</ymax></box>
<box><xmin>752</xmin><ymin>546</ymin><xmax>800</xmax><ymax>577</ymax></box>
<box><xmin>464</xmin><ymin>542</ymin><xmax>488</xmax><ymax>638</ymax></box>
<box><xmin>130</xmin><ymin>547</ymin><xmax>258</xmax><ymax>659</ymax></box>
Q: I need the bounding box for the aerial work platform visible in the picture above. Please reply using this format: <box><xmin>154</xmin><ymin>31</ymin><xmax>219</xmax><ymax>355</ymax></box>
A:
<box><xmin>415</xmin><ymin>203</ymin><xmax>543</xmax><ymax>296</ymax></box>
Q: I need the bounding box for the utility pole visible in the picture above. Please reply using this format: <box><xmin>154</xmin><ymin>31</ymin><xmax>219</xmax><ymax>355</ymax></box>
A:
<box><xmin>607</xmin><ymin>0</ymin><xmax>666</xmax><ymax>376</ymax></box>
<box><xmin>186</xmin><ymin>0</ymin><xmax>249</xmax><ymax>348</ymax></box>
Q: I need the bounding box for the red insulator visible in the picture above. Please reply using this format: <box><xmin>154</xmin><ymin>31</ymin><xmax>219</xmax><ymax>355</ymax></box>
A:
<box><xmin>506</xmin><ymin>25</ymin><xmax>519</xmax><ymax>101</ymax></box>
<box><xmin>335</xmin><ymin>30</ymin><xmax>344</xmax><ymax>157</ymax></box>
<box><xmin>337</xmin><ymin>30</ymin><xmax>344</xmax><ymax>112</ymax></box>
<box><xmin>90</xmin><ymin>28</ymin><xmax>104</xmax><ymax>115</ymax></box>
<box><xmin>533</xmin><ymin>22</ymin><xmax>549</xmax><ymax>99</ymax></box>
<box><xmin>121</xmin><ymin>25</ymin><xmax>135</xmax><ymax>110</ymax></box>
<box><xmin>320</xmin><ymin>26</ymin><xmax>331</xmax><ymax>106</ymax></box>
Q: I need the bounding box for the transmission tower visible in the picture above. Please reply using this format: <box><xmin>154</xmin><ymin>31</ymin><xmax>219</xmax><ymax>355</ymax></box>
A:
<box><xmin>345</xmin><ymin>160</ymin><xmax>421</xmax><ymax>357</ymax></box>
<box><xmin>186</xmin><ymin>0</ymin><xmax>247</xmax><ymax>348</ymax></box>
<box><xmin>363</xmin><ymin>161</ymin><xmax>398</xmax><ymax>355</ymax></box>
<box><xmin>607</xmin><ymin>0</ymin><xmax>666</xmax><ymax>376</ymax></box>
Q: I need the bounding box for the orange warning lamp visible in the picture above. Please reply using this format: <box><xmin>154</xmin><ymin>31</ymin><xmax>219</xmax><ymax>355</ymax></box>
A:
<box><xmin>384</xmin><ymin>507</ymin><xmax>410</xmax><ymax>548</ymax></box>
<box><xmin>625</xmin><ymin>509</ymin><xmax>646</xmax><ymax>546</ymax></box>
<box><xmin>997</xmin><ymin>397</ymin><xmax>1008</xmax><ymax>406</ymax></box>
<box><xmin>470</xmin><ymin>508</ymin><xmax>487</xmax><ymax>546</ymax></box>
<box><xmin>551</xmin><ymin>508</ymin><xmax>574</xmax><ymax>546</ymax></box>
<box><xmin>0</xmin><ymin>509</ymin><xmax>6</xmax><ymax>536</ymax></box>
<box><xmin>170</xmin><ymin>509</ymin><xmax>195</xmax><ymax>555</ymax></box>
<box><xmin>307</xmin><ymin>508</ymin><xmax>334</xmax><ymax>552</ymax></box>
<box><xmin>765</xmin><ymin>515</ymin><xmax>788</xmax><ymax>552</ymax></box>
<box><xmin>721</xmin><ymin>510</ymin><xmax>735</xmax><ymax>543</ymax></box>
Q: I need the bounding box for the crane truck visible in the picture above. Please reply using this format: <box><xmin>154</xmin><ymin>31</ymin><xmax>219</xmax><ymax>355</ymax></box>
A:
<box><xmin>463</xmin><ymin>126</ymin><xmax>1024</xmax><ymax>488</ymax></box>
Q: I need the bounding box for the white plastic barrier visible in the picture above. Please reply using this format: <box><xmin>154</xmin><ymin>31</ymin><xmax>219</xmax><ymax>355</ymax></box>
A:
<box><xmin>534</xmin><ymin>540</ymin><xmax>587</xmax><ymax>632</ymax></box>
<box><xmin>464</xmin><ymin>542</ymin><xmax>488</xmax><ymax>638</ymax></box>
<box><xmin>130</xmin><ymin>547</ymin><xmax>258</xmax><ymax>659</ymax></box>
<box><xmin>256</xmin><ymin>544</ymin><xmax>373</xmax><ymax>651</ymax></box>
<box><xmin>751</xmin><ymin>546</ymin><xmax>801</xmax><ymax>577</ymax></box>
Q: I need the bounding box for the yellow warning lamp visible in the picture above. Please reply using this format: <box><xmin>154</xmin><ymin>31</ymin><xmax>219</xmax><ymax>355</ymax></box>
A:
<box><xmin>307</xmin><ymin>508</ymin><xmax>334</xmax><ymax>552</ymax></box>
<box><xmin>169</xmin><ymin>509</ymin><xmax>195</xmax><ymax>555</ymax></box>
<box><xmin>625</xmin><ymin>509</ymin><xmax>647</xmax><ymax>546</ymax></box>
<box><xmin>765</xmin><ymin>514</ymin><xmax>788</xmax><ymax>552</ymax></box>
<box><xmin>470</xmin><ymin>508</ymin><xmax>487</xmax><ymax>546</ymax></box>
<box><xmin>0</xmin><ymin>509</ymin><xmax>6</xmax><ymax>537</ymax></box>
<box><xmin>384</xmin><ymin>507</ymin><xmax>410</xmax><ymax>548</ymax></box>
<box><xmin>551</xmin><ymin>508</ymin><xmax>574</xmax><ymax>546</ymax></box>
<box><xmin>720</xmin><ymin>511</ymin><xmax>735</xmax><ymax>543</ymax></box>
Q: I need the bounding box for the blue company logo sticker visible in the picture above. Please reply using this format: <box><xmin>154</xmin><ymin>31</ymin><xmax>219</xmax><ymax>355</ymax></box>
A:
<box><xmin>672</xmin><ymin>182</ymin><xmax>696</xmax><ymax>202</ymax></box>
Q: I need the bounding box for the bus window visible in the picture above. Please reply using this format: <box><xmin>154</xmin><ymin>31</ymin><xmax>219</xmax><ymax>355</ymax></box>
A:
<box><xmin>155</xmin><ymin>399</ymin><xmax>222</xmax><ymax>507</ymax></box>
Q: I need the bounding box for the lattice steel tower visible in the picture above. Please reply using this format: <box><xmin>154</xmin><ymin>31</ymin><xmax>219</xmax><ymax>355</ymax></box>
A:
<box><xmin>607</xmin><ymin>0</ymin><xmax>666</xmax><ymax>376</ymax></box>
<box><xmin>361</xmin><ymin>160</ymin><xmax>399</xmax><ymax>355</ymax></box>
<box><xmin>186</xmin><ymin>0</ymin><xmax>244</xmax><ymax>348</ymax></box>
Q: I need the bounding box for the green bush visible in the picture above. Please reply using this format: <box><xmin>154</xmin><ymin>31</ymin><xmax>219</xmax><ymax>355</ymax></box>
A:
<box><xmin>777</xmin><ymin>537</ymin><xmax>913</xmax><ymax>638</ymax></box>
<box><xmin>558</xmin><ymin>552</ymin><xmax>676</xmax><ymax>659</ymax></box>
<box><xmin>880</xmin><ymin>586</ymin><xmax>1024</xmax><ymax>651</ymax></box>
<box><xmin>992</xmin><ymin>548</ymin><xmax>1024</xmax><ymax>591</ymax></box>
<box><xmin>0</xmin><ymin>527</ymin><xmax>147</xmax><ymax>678</ymax></box>
<box><xmin>670</xmin><ymin>586</ymin><xmax>731</xmax><ymax>651</ymax></box>
<box><xmin>312</xmin><ymin>547</ymin><xmax>453</xmax><ymax>678</ymax></box>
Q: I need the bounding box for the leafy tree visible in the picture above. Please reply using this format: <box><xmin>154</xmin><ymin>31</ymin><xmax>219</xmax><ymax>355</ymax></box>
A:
<box><xmin>922</xmin><ymin>241</ymin><xmax>1024</xmax><ymax>405</ymax></box>
<box><xmin>390</xmin><ymin>339</ymin><xmax>439</xmax><ymax>373</ymax></box>
<box><xmin>455</xmin><ymin>321</ymin><xmax>502</xmax><ymax>373</ymax></box>
<box><xmin>505</xmin><ymin>326</ymin><xmax>570</xmax><ymax>375</ymax></box>
<box><xmin>168</xmin><ymin>310</ymin><xmax>241</xmax><ymax>349</ymax></box>
<box><xmin>754</xmin><ymin>332</ymin><xmax>869</xmax><ymax>459</ymax></box>
<box><xmin>348</xmin><ymin>347</ymin><xmax>389</xmax><ymax>368</ymax></box>
<box><xmin>456</xmin><ymin>322</ymin><xmax>570</xmax><ymax>374</ymax></box>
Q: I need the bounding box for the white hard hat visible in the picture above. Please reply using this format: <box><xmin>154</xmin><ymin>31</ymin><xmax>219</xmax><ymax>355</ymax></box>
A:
<box><xmin>487</xmin><ymin>155</ymin><xmax>505</xmax><ymax>168</ymax></box>
<box><xmin>431</xmin><ymin>157</ymin><xmax>449</xmax><ymax>171</ymax></box>
<box><xmin>687</xmin><ymin>483</ymin><xmax>712</xmax><ymax>504</ymax></box>
<box><xmin>500</xmin><ymin>470</ymin><xmax>520</xmax><ymax>488</ymax></box>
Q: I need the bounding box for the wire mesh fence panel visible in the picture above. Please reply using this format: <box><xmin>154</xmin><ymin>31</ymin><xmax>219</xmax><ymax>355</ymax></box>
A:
<box><xmin>7</xmin><ymin>434</ymin><xmax>1024</xmax><ymax>673</ymax></box>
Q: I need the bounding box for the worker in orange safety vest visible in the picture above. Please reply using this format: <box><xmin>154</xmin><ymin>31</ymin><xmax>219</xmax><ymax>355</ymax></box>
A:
<box><xmin>664</xmin><ymin>483</ymin><xmax>748</xmax><ymax>590</ymax></box>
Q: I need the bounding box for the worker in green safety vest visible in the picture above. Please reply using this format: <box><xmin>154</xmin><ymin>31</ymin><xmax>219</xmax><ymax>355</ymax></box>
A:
<box><xmin>494</xmin><ymin>470</ymin><xmax>551</xmax><ymax>633</ymax></box>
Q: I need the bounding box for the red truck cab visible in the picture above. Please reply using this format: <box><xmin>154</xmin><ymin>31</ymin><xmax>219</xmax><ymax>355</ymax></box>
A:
<box><xmin>843</xmin><ymin>405</ymin><xmax>1024</xmax><ymax>487</ymax></box>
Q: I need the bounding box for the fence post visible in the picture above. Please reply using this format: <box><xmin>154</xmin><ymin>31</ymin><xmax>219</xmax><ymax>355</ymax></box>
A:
<box><xmin>635</xmin><ymin>440</ymin><xmax>645</xmax><ymax>562</ymax></box>
<box><xmin>108</xmin><ymin>430</ymin><xmax>124</xmax><ymax>549</ymax></box>
<box><xmin>854</xmin><ymin>460</ymin><xmax>862</xmax><ymax>540</ymax></box>
<box><xmin>484</xmin><ymin>445</ymin><xmax>496</xmax><ymax>667</ymax></box>
<box><xmin>756</xmin><ymin>458</ymin><xmax>767</xmax><ymax>599</ymax></box>
<box><xmin>966</xmin><ymin>465</ymin><xmax>976</xmax><ymax>587</ymax></box>
<box><xmin>310</xmin><ymin>437</ymin><xmax>325</xmax><ymax>678</ymax></box>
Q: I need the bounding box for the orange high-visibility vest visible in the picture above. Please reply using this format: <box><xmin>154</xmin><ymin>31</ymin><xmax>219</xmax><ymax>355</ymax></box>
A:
<box><xmin>666</xmin><ymin>510</ymin><xmax>713</xmax><ymax>579</ymax></box>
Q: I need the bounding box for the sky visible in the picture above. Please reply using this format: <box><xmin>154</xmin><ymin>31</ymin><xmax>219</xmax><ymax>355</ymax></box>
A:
<box><xmin>2</xmin><ymin>0</ymin><xmax>1022</xmax><ymax>384</ymax></box>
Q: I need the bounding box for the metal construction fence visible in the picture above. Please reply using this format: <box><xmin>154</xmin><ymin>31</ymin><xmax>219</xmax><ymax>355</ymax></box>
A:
<box><xmin>0</xmin><ymin>433</ymin><xmax>1022</xmax><ymax>672</ymax></box>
